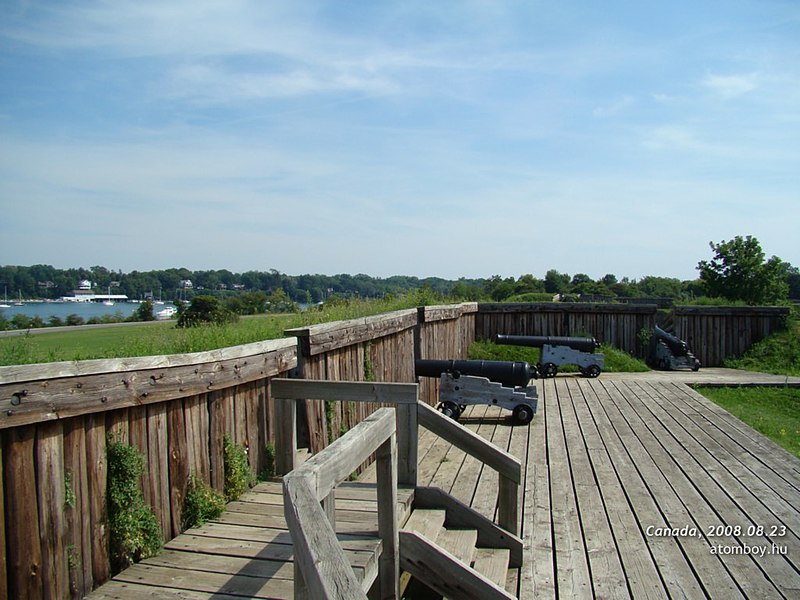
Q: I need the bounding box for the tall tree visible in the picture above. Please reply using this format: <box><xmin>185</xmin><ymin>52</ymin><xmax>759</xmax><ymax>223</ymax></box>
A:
<box><xmin>697</xmin><ymin>235</ymin><xmax>788</xmax><ymax>304</ymax></box>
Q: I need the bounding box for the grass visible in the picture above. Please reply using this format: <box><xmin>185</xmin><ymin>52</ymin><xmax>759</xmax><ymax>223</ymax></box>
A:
<box><xmin>695</xmin><ymin>310</ymin><xmax>800</xmax><ymax>458</ymax></box>
<box><xmin>0</xmin><ymin>291</ymin><xmax>441</xmax><ymax>366</ymax></box>
<box><xmin>723</xmin><ymin>311</ymin><xmax>800</xmax><ymax>377</ymax></box>
<box><xmin>695</xmin><ymin>386</ymin><xmax>800</xmax><ymax>459</ymax></box>
<box><xmin>468</xmin><ymin>340</ymin><xmax>650</xmax><ymax>373</ymax></box>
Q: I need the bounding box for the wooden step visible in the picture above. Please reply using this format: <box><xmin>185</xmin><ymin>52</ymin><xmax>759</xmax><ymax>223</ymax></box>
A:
<box><xmin>437</xmin><ymin>528</ymin><xmax>478</xmax><ymax>565</ymax></box>
<box><xmin>472</xmin><ymin>547</ymin><xmax>511</xmax><ymax>589</ymax></box>
<box><xmin>402</xmin><ymin>508</ymin><xmax>446</xmax><ymax>543</ymax></box>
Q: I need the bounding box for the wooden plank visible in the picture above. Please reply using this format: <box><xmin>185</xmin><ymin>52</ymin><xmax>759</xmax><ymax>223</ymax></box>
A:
<box><xmin>561</xmin><ymin>379</ymin><xmax>629</xmax><ymax>600</ymax></box>
<box><xmin>283</xmin><ymin>475</ymin><xmax>368</xmax><ymax>599</ymax></box>
<box><xmin>36</xmin><ymin>420</ymin><xmax>69</xmax><ymax>599</ymax></box>
<box><xmin>547</xmin><ymin>379</ymin><xmax>592</xmax><ymax>598</ymax></box>
<box><xmin>285</xmin><ymin>309</ymin><xmax>418</xmax><ymax>356</ymax></box>
<box><xmin>0</xmin><ymin>337</ymin><xmax>297</xmax><ymax>383</ymax></box>
<box><xmin>375</xmin><ymin>433</ymin><xmax>399</xmax><ymax>599</ymax></box>
<box><xmin>0</xmin><ymin>341</ymin><xmax>297</xmax><ymax>429</ymax></box>
<box><xmin>63</xmin><ymin>417</ymin><xmax>94</xmax><ymax>597</ymax></box>
<box><xmin>271</xmin><ymin>378</ymin><xmax>418</xmax><ymax>404</ymax></box>
<box><xmin>0</xmin><ymin>433</ymin><xmax>6</xmax><ymax>600</ymax></box>
<box><xmin>403</xmin><ymin>508</ymin><xmax>446</xmax><ymax>542</ymax></box>
<box><xmin>571</xmin><ymin>379</ymin><xmax>667</xmax><ymax>600</ymax></box>
<box><xmin>112</xmin><ymin>563</ymin><xmax>294</xmax><ymax>599</ymax></box>
<box><xmin>146</xmin><ymin>402</ymin><xmax>172</xmax><ymax>541</ymax></box>
<box><xmin>3</xmin><ymin>424</ymin><xmax>43</xmax><ymax>598</ymax></box>
<box><xmin>85</xmin><ymin>413</ymin><xmax>110</xmax><ymax>584</ymax></box>
<box><xmin>613</xmin><ymin>380</ymin><xmax>783</xmax><ymax>597</ymax></box>
<box><xmin>413</xmin><ymin>487</ymin><xmax>523</xmax><ymax>567</ymax></box>
<box><xmin>399</xmin><ymin>530</ymin><xmax>515</xmax><ymax>600</ymax></box>
<box><xmin>630</xmin><ymin>381</ymin><xmax>800</xmax><ymax>592</ymax></box>
<box><xmin>417</xmin><ymin>401</ymin><xmax>520</xmax><ymax>483</ymax></box>
<box><xmin>437</xmin><ymin>528</ymin><xmax>478</xmax><ymax>564</ymax></box>
<box><xmin>295</xmin><ymin>408</ymin><xmax>395</xmax><ymax>501</ymax></box>
<box><xmin>167</xmin><ymin>400</ymin><xmax>189</xmax><ymax>537</ymax></box>
<box><xmin>598</xmin><ymin>380</ymin><xmax>742</xmax><ymax>598</ymax></box>
<box><xmin>473</xmin><ymin>548</ymin><xmax>510</xmax><ymax>590</ymax></box>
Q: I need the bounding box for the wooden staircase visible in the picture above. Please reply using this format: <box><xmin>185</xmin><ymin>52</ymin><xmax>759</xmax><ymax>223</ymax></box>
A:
<box><xmin>397</xmin><ymin>487</ymin><xmax>521</xmax><ymax>600</ymax></box>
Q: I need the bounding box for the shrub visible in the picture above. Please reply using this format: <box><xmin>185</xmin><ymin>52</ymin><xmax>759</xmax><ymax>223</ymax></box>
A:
<box><xmin>182</xmin><ymin>474</ymin><xmax>226</xmax><ymax>530</ymax></box>
<box><xmin>223</xmin><ymin>435</ymin><xmax>255</xmax><ymax>501</ymax></box>
<box><xmin>107</xmin><ymin>439</ymin><xmax>162</xmax><ymax>573</ymax></box>
<box><xmin>177</xmin><ymin>295</ymin><xmax>238</xmax><ymax>328</ymax></box>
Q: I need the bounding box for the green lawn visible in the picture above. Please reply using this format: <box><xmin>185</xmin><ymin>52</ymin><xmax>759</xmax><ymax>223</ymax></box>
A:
<box><xmin>696</xmin><ymin>386</ymin><xmax>800</xmax><ymax>459</ymax></box>
<box><xmin>0</xmin><ymin>292</ymin><xmax>437</xmax><ymax>366</ymax></box>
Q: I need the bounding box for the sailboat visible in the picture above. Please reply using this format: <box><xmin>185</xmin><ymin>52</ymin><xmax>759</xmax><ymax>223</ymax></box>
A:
<box><xmin>103</xmin><ymin>286</ymin><xmax>115</xmax><ymax>306</ymax></box>
<box><xmin>0</xmin><ymin>287</ymin><xmax>10</xmax><ymax>308</ymax></box>
<box><xmin>13</xmin><ymin>290</ymin><xmax>24</xmax><ymax>306</ymax></box>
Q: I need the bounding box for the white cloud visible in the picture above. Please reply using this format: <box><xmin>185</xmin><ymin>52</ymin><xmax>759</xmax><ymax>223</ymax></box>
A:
<box><xmin>702</xmin><ymin>73</ymin><xmax>757</xmax><ymax>98</ymax></box>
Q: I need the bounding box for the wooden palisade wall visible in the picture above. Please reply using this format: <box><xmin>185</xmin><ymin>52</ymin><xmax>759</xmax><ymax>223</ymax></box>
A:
<box><xmin>475</xmin><ymin>302</ymin><xmax>790</xmax><ymax>367</ymax></box>
<box><xmin>476</xmin><ymin>303</ymin><xmax>658</xmax><ymax>358</ymax></box>
<box><xmin>0</xmin><ymin>300</ymin><xmax>789</xmax><ymax>597</ymax></box>
<box><xmin>0</xmin><ymin>339</ymin><xmax>297</xmax><ymax>599</ymax></box>
<box><xmin>674</xmin><ymin>306</ymin><xmax>789</xmax><ymax>367</ymax></box>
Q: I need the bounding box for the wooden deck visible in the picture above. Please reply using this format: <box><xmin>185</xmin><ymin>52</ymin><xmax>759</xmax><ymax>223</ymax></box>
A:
<box><xmin>89</xmin><ymin>370</ymin><xmax>800</xmax><ymax>599</ymax></box>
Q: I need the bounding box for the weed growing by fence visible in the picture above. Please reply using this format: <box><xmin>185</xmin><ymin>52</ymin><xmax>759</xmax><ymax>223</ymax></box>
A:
<box><xmin>182</xmin><ymin>474</ymin><xmax>227</xmax><ymax>530</ymax></box>
<box><xmin>723</xmin><ymin>312</ymin><xmax>800</xmax><ymax>376</ymax></box>
<box><xmin>107</xmin><ymin>438</ymin><xmax>162</xmax><ymax>573</ymax></box>
<box><xmin>223</xmin><ymin>435</ymin><xmax>256</xmax><ymax>501</ymax></box>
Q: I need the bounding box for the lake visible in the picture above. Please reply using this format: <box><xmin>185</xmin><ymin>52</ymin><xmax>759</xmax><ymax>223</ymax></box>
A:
<box><xmin>0</xmin><ymin>301</ymin><xmax>170</xmax><ymax>322</ymax></box>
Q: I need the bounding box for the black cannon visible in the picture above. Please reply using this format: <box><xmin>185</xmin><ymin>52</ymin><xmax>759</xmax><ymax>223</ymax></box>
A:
<box><xmin>414</xmin><ymin>359</ymin><xmax>535</xmax><ymax>388</ymax></box>
<box><xmin>414</xmin><ymin>359</ymin><xmax>538</xmax><ymax>424</ymax></box>
<box><xmin>495</xmin><ymin>335</ymin><xmax>600</xmax><ymax>354</ymax></box>
<box><xmin>652</xmin><ymin>327</ymin><xmax>700</xmax><ymax>371</ymax></box>
<box><xmin>495</xmin><ymin>334</ymin><xmax>604</xmax><ymax>378</ymax></box>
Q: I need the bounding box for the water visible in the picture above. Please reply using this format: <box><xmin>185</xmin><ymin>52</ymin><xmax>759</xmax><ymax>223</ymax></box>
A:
<box><xmin>0</xmin><ymin>301</ymin><xmax>164</xmax><ymax>322</ymax></box>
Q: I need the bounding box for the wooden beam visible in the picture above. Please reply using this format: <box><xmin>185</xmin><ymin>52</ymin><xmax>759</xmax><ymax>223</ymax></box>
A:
<box><xmin>414</xmin><ymin>486</ymin><xmax>523</xmax><ymax>568</ymax></box>
<box><xmin>294</xmin><ymin>408</ymin><xmax>396</xmax><ymax>501</ymax></box>
<box><xmin>283</xmin><ymin>475</ymin><xmax>367</xmax><ymax>600</ymax></box>
<box><xmin>271</xmin><ymin>379</ymin><xmax>418</xmax><ymax>405</ymax></box>
<box><xmin>399</xmin><ymin>530</ymin><xmax>515</xmax><ymax>600</ymax></box>
<box><xmin>416</xmin><ymin>402</ymin><xmax>520</xmax><ymax>483</ymax></box>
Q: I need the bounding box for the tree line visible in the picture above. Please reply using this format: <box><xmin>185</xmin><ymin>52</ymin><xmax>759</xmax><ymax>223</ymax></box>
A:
<box><xmin>2</xmin><ymin>236</ymin><xmax>798</xmax><ymax>307</ymax></box>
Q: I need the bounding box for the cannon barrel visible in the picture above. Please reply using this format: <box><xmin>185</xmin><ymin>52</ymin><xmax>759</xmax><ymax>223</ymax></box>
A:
<box><xmin>414</xmin><ymin>359</ymin><xmax>534</xmax><ymax>388</ymax></box>
<box><xmin>495</xmin><ymin>334</ymin><xmax>600</xmax><ymax>354</ymax></box>
<box><xmin>654</xmin><ymin>326</ymin><xmax>688</xmax><ymax>356</ymax></box>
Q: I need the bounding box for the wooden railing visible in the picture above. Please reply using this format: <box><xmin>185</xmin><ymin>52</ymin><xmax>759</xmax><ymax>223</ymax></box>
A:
<box><xmin>273</xmin><ymin>376</ymin><xmax>521</xmax><ymax>537</ymax></box>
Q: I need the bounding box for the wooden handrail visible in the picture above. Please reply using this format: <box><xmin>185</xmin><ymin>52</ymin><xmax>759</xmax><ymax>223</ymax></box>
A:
<box><xmin>416</xmin><ymin>401</ymin><xmax>521</xmax><ymax>533</ymax></box>
<box><xmin>274</xmin><ymin>378</ymin><xmax>522</xmax><ymax>535</ymax></box>
<box><xmin>283</xmin><ymin>407</ymin><xmax>399</xmax><ymax>600</ymax></box>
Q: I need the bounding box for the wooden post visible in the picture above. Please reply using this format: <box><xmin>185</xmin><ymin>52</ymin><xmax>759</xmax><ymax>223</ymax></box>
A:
<box><xmin>395</xmin><ymin>403</ymin><xmax>418</xmax><ymax>488</ymax></box>
<box><xmin>376</xmin><ymin>432</ymin><xmax>399</xmax><ymax>600</ymax></box>
<box><xmin>274</xmin><ymin>397</ymin><xmax>296</xmax><ymax>476</ymax></box>
<box><xmin>497</xmin><ymin>475</ymin><xmax>519</xmax><ymax>535</ymax></box>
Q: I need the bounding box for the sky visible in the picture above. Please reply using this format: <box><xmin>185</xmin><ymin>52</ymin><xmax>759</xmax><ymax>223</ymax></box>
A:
<box><xmin>1</xmin><ymin>1</ymin><xmax>798</xmax><ymax>282</ymax></box>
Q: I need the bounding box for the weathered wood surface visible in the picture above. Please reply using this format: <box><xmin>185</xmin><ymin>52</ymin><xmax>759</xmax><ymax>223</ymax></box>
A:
<box><xmin>521</xmin><ymin>374</ymin><xmax>800</xmax><ymax>599</ymax></box>
<box><xmin>87</xmin><ymin>480</ymin><xmax>415</xmax><ymax>600</ymax></box>
<box><xmin>477</xmin><ymin>302</ymin><xmax>658</xmax><ymax>359</ymax></box>
<box><xmin>86</xmin><ymin>370</ymin><xmax>800</xmax><ymax>599</ymax></box>
<box><xmin>674</xmin><ymin>305</ymin><xmax>790</xmax><ymax>367</ymax></box>
<box><xmin>0</xmin><ymin>338</ymin><xmax>297</xmax><ymax>429</ymax></box>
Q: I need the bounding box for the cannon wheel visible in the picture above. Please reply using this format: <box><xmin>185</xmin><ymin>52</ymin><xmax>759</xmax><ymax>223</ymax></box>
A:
<box><xmin>437</xmin><ymin>401</ymin><xmax>461</xmax><ymax>420</ymax></box>
<box><xmin>583</xmin><ymin>364</ymin><xmax>601</xmax><ymax>378</ymax></box>
<box><xmin>540</xmin><ymin>362</ymin><xmax>558</xmax><ymax>378</ymax></box>
<box><xmin>512</xmin><ymin>404</ymin><xmax>534</xmax><ymax>425</ymax></box>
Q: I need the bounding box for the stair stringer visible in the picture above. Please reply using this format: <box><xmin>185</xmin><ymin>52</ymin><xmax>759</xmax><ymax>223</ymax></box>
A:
<box><xmin>399</xmin><ymin>530</ymin><xmax>516</xmax><ymax>600</ymax></box>
<box><xmin>413</xmin><ymin>486</ymin><xmax>523</xmax><ymax>568</ymax></box>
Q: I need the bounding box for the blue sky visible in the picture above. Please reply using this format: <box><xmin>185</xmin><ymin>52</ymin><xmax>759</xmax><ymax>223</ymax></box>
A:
<box><xmin>1</xmin><ymin>1</ymin><xmax>798</xmax><ymax>281</ymax></box>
